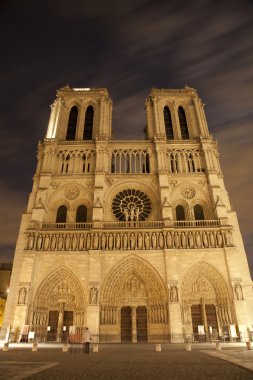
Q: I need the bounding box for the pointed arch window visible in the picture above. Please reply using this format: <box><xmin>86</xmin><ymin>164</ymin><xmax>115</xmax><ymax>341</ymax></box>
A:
<box><xmin>83</xmin><ymin>106</ymin><xmax>94</xmax><ymax>140</ymax></box>
<box><xmin>66</xmin><ymin>106</ymin><xmax>78</xmax><ymax>140</ymax></box>
<box><xmin>178</xmin><ymin>106</ymin><xmax>189</xmax><ymax>139</ymax></box>
<box><xmin>164</xmin><ymin>106</ymin><xmax>174</xmax><ymax>139</ymax></box>
<box><xmin>56</xmin><ymin>205</ymin><xmax>67</xmax><ymax>223</ymax></box>
<box><xmin>76</xmin><ymin>205</ymin><xmax>87</xmax><ymax>223</ymax></box>
<box><xmin>176</xmin><ymin>205</ymin><xmax>186</xmax><ymax>221</ymax></box>
<box><xmin>194</xmin><ymin>204</ymin><xmax>205</xmax><ymax>220</ymax></box>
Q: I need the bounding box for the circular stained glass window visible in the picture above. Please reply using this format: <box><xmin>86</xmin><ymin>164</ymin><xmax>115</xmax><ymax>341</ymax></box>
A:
<box><xmin>112</xmin><ymin>189</ymin><xmax>152</xmax><ymax>221</ymax></box>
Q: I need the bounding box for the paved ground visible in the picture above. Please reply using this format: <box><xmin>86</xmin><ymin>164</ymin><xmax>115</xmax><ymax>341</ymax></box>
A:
<box><xmin>0</xmin><ymin>343</ymin><xmax>252</xmax><ymax>380</ymax></box>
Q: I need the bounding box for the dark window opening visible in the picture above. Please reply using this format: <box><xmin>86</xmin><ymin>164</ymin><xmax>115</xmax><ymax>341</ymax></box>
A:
<box><xmin>76</xmin><ymin>205</ymin><xmax>87</xmax><ymax>223</ymax></box>
<box><xmin>178</xmin><ymin>106</ymin><xmax>189</xmax><ymax>139</ymax></box>
<box><xmin>56</xmin><ymin>205</ymin><xmax>67</xmax><ymax>223</ymax></box>
<box><xmin>194</xmin><ymin>204</ymin><xmax>205</xmax><ymax>220</ymax></box>
<box><xmin>83</xmin><ymin>106</ymin><xmax>94</xmax><ymax>140</ymax></box>
<box><xmin>66</xmin><ymin>106</ymin><xmax>78</xmax><ymax>140</ymax></box>
<box><xmin>176</xmin><ymin>205</ymin><xmax>186</xmax><ymax>221</ymax></box>
<box><xmin>164</xmin><ymin>106</ymin><xmax>174</xmax><ymax>139</ymax></box>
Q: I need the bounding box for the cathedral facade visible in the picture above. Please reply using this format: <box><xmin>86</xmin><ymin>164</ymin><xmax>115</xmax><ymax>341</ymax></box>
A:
<box><xmin>1</xmin><ymin>86</ymin><xmax>253</xmax><ymax>343</ymax></box>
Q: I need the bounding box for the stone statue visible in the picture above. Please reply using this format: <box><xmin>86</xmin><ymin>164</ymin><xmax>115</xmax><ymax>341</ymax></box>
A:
<box><xmin>135</xmin><ymin>208</ymin><xmax>140</xmax><ymax>221</ymax></box>
<box><xmin>181</xmin><ymin>232</ymin><xmax>186</xmax><ymax>248</ymax></box>
<box><xmin>58</xmin><ymin>234</ymin><xmax>64</xmax><ymax>250</ymax></box>
<box><xmin>225</xmin><ymin>230</ymin><xmax>233</xmax><ymax>246</ymax></box>
<box><xmin>72</xmin><ymin>234</ymin><xmax>77</xmax><ymax>250</ymax></box>
<box><xmin>216</xmin><ymin>232</ymin><xmax>223</xmax><ymax>247</ymax></box>
<box><xmin>37</xmin><ymin>235</ymin><xmax>43</xmax><ymax>250</ymax></box>
<box><xmin>101</xmin><ymin>234</ymin><xmax>107</xmax><ymax>250</ymax></box>
<box><xmin>51</xmin><ymin>234</ymin><xmax>57</xmax><ymax>250</ymax></box>
<box><xmin>130</xmin><ymin>206</ymin><xmax>135</xmax><ymax>222</ymax></box>
<box><xmin>93</xmin><ymin>233</ymin><xmax>99</xmax><ymax>250</ymax></box>
<box><xmin>166</xmin><ymin>232</ymin><xmax>172</xmax><ymax>248</ymax></box>
<box><xmin>86</xmin><ymin>233</ymin><xmax>91</xmax><ymax>250</ymax></box>
<box><xmin>18</xmin><ymin>287</ymin><xmax>27</xmax><ymax>305</ymax></box>
<box><xmin>89</xmin><ymin>287</ymin><xmax>98</xmax><ymax>304</ymax></box>
<box><xmin>123</xmin><ymin>208</ymin><xmax>129</xmax><ymax>222</ymax></box>
<box><xmin>202</xmin><ymin>232</ymin><xmax>209</xmax><ymax>248</ymax></box>
<box><xmin>170</xmin><ymin>286</ymin><xmax>178</xmax><ymax>303</ymax></box>
<box><xmin>234</xmin><ymin>283</ymin><xmax>243</xmax><ymax>300</ymax></box>
<box><xmin>116</xmin><ymin>233</ymin><xmax>121</xmax><ymax>249</ymax></box>
<box><xmin>130</xmin><ymin>233</ymin><xmax>136</xmax><ymax>249</ymax></box>
<box><xmin>137</xmin><ymin>233</ymin><xmax>143</xmax><ymax>249</ymax></box>
<box><xmin>209</xmin><ymin>231</ymin><xmax>215</xmax><ymax>247</ymax></box>
<box><xmin>123</xmin><ymin>233</ymin><xmax>128</xmax><ymax>249</ymax></box>
<box><xmin>152</xmin><ymin>232</ymin><xmax>157</xmax><ymax>249</ymax></box>
<box><xmin>79</xmin><ymin>234</ymin><xmax>84</xmax><ymax>250</ymax></box>
<box><xmin>65</xmin><ymin>234</ymin><xmax>70</xmax><ymax>250</ymax></box>
<box><xmin>28</xmin><ymin>234</ymin><xmax>34</xmax><ymax>250</ymax></box>
<box><xmin>188</xmin><ymin>232</ymin><xmax>194</xmax><ymax>248</ymax></box>
<box><xmin>196</xmin><ymin>232</ymin><xmax>202</xmax><ymax>248</ymax></box>
<box><xmin>145</xmin><ymin>233</ymin><xmax>150</xmax><ymax>249</ymax></box>
<box><xmin>108</xmin><ymin>234</ymin><xmax>114</xmax><ymax>250</ymax></box>
<box><xmin>159</xmin><ymin>233</ymin><xmax>164</xmax><ymax>249</ymax></box>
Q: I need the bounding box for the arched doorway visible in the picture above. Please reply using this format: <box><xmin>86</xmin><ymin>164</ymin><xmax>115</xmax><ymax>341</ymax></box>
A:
<box><xmin>181</xmin><ymin>262</ymin><xmax>233</xmax><ymax>341</ymax></box>
<box><xmin>31</xmin><ymin>267</ymin><xmax>87</xmax><ymax>342</ymax></box>
<box><xmin>100</xmin><ymin>256</ymin><xmax>168</xmax><ymax>342</ymax></box>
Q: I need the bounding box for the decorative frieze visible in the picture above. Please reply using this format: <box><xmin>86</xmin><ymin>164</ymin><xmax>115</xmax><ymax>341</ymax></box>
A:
<box><xmin>25</xmin><ymin>228</ymin><xmax>234</xmax><ymax>252</ymax></box>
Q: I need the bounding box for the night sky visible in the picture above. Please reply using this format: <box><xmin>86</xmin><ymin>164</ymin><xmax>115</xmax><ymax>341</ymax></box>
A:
<box><xmin>1</xmin><ymin>0</ymin><xmax>253</xmax><ymax>275</ymax></box>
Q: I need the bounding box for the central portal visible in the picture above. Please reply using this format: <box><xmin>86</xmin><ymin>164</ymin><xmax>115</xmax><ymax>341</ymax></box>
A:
<box><xmin>120</xmin><ymin>306</ymin><xmax>147</xmax><ymax>342</ymax></box>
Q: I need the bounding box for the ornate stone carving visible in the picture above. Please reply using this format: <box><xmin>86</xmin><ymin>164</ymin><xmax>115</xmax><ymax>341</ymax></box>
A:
<box><xmin>234</xmin><ymin>283</ymin><xmax>243</xmax><ymax>300</ymax></box>
<box><xmin>169</xmin><ymin>286</ymin><xmax>179</xmax><ymax>303</ymax></box>
<box><xmin>181</xmin><ymin>186</ymin><xmax>196</xmax><ymax>199</ymax></box>
<box><xmin>25</xmin><ymin>228</ymin><xmax>234</xmax><ymax>252</ymax></box>
<box><xmin>18</xmin><ymin>287</ymin><xmax>27</xmax><ymax>305</ymax></box>
<box><xmin>89</xmin><ymin>287</ymin><xmax>99</xmax><ymax>305</ymax></box>
<box><xmin>65</xmin><ymin>186</ymin><xmax>80</xmax><ymax>200</ymax></box>
<box><xmin>112</xmin><ymin>189</ymin><xmax>152</xmax><ymax>221</ymax></box>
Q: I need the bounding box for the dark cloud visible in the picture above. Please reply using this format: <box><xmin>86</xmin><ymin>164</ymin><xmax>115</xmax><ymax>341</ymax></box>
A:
<box><xmin>0</xmin><ymin>0</ymin><xmax>253</xmax><ymax>274</ymax></box>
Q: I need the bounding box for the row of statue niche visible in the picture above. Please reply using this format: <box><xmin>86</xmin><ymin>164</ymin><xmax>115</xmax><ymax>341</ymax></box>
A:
<box><xmin>181</xmin><ymin>305</ymin><xmax>232</xmax><ymax>326</ymax></box>
<box><xmin>100</xmin><ymin>306</ymin><xmax>117</xmax><ymax>325</ymax></box>
<box><xmin>149</xmin><ymin>305</ymin><xmax>168</xmax><ymax>324</ymax></box>
<box><xmin>123</xmin><ymin>205</ymin><xmax>140</xmax><ymax>222</ymax></box>
<box><xmin>89</xmin><ymin>287</ymin><xmax>99</xmax><ymax>305</ymax></box>
<box><xmin>217</xmin><ymin>306</ymin><xmax>232</xmax><ymax>325</ymax></box>
<box><xmin>32</xmin><ymin>312</ymin><xmax>48</xmax><ymax>326</ymax></box>
<box><xmin>17</xmin><ymin>287</ymin><xmax>27</xmax><ymax>305</ymax></box>
<box><xmin>26</xmin><ymin>229</ymin><xmax>234</xmax><ymax>251</ymax></box>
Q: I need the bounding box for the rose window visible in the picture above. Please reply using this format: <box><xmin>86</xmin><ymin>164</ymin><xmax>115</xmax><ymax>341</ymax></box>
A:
<box><xmin>112</xmin><ymin>189</ymin><xmax>152</xmax><ymax>221</ymax></box>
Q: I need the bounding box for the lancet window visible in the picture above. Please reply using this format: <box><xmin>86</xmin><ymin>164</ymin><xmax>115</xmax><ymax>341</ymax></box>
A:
<box><xmin>163</xmin><ymin>106</ymin><xmax>174</xmax><ymax>140</ymax></box>
<box><xmin>83</xmin><ymin>106</ymin><xmax>94</xmax><ymax>140</ymax></box>
<box><xmin>54</xmin><ymin>150</ymin><xmax>95</xmax><ymax>174</ymax></box>
<box><xmin>111</xmin><ymin>149</ymin><xmax>150</xmax><ymax>174</ymax></box>
<box><xmin>66</xmin><ymin>106</ymin><xmax>78</xmax><ymax>140</ymax></box>
<box><xmin>76</xmin><ymin>205</ymin><xmax>87</xmax><ymax>223</ymax></box>
<box><xmin>175</xmin><ymin>205</ymin><xmax>186</xmax><ymax>221</ymax></box>
<box><xmin>194</xmin><ymin>204</ymin><xmax>205</xmax><ymax>220</ymax></box>
<box><xmin>178</xmin><ymin>106</ymin><xmax>189</xmax><ymax>139</ymax></box>
<box><xmin>167</xmin><ymin>149</ymin><xmax>204</xmax><ymax>173</ymax></box>
<box><xmin>56</xmin><ymin>205</ymin><xmax>67</xmax><ymax>223</ymax></box>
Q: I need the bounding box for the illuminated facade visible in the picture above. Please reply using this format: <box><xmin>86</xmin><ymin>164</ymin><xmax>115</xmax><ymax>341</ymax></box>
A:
<box><xmin>1</xmin><ymin>86</ymin><xmax>253</xmax><ymax>342</ymax></box>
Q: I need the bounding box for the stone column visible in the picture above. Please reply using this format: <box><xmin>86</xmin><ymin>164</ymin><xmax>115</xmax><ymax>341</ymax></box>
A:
<box><xmin>131</xmin><ymin>307</ymin><xmax>137</xmax><ymax>343</ymax></box>
<box><xmin>57</xmin><ymin>305</ymin><xmax>64</xmax><ymax>342</ymax></box>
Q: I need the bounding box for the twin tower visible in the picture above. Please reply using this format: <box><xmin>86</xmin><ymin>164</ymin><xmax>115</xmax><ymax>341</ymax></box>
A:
<box><xmin>2</xmin><ymin>85</ymin><xmax>252</xmax><ymax>344</ymax></box>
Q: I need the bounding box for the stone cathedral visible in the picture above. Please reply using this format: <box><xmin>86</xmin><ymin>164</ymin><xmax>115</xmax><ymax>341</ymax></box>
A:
<box><xmin>2</xmin><ymin>85</ymin><xmax>253</xmax><ymax>343</ymax></box>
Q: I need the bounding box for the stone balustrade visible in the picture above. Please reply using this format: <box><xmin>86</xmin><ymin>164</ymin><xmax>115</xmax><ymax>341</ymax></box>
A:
<box><xmin>41</xmin><ymin>219</ymin><xmax>223</xmax><ymax>230</ymax></box>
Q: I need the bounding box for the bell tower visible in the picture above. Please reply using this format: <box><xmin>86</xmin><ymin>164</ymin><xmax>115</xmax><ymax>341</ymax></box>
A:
<box><xmin>46</xmin><ymin>86</ymin><xmax>113</xmax><ymax>141</ymax></box>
